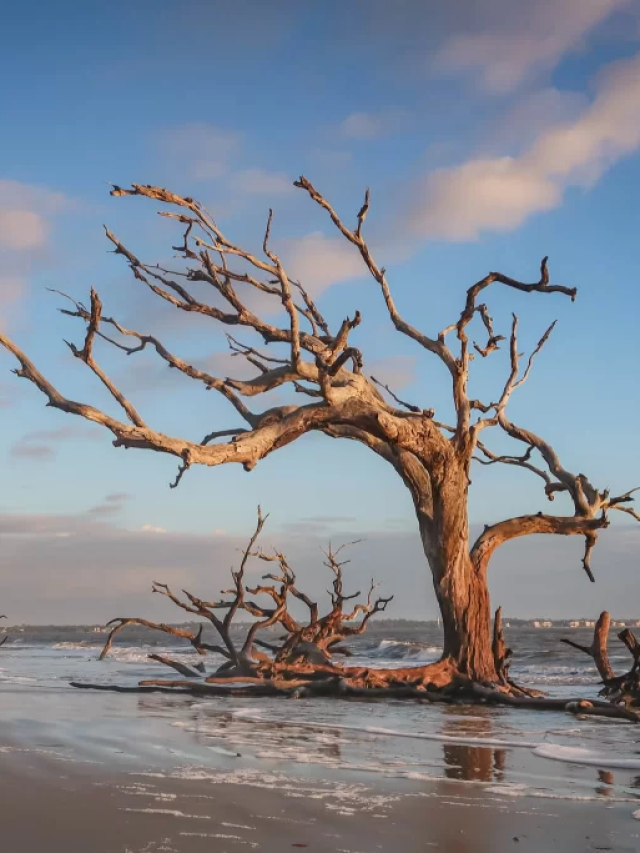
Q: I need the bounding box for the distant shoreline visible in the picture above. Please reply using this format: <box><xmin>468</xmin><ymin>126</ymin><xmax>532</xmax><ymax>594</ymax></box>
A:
<box><xmin>2</xmin><ymin>617</ymin><xmax>639</xmax><ymax>632</ymax></box>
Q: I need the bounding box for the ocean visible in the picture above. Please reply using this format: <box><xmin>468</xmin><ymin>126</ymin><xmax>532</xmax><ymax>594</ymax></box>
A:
<box><xmin>2</xmin><ymin>621</ymin><xmax>640</xmax><ymax>813</ymax></box>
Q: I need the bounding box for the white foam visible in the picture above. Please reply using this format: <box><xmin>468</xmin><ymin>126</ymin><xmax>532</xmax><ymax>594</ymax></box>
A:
<box><xmin>533</xmin><ymin>744</ymin><xmax>640</xmax><ymax>770</ymax></box>
<box><xmin>231</xmin><ymin>708</ymin><xmax>264</xmax><ymax>719</ymax></box>
<box><xmin>485</xmin><ymin>784</ymin><xmax>639</xmax><ymax>803</ymax></box>
<box><xmin>121</xmin><ymin>808</ymin><xmax>211</xmax><ymax>819</ymax></box>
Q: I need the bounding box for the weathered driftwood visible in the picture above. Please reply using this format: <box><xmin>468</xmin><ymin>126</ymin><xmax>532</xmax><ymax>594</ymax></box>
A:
<box><xmin>97</xmin><ymin>509</ymin><xmax>392</xmax><ymax>683</ymax></box>
<box><xmin>2</xmin><ymin>178</ymin><xmax>639</xmax><ymax>687</ymax></box>
<box><xmin>562</xmin><ymin>612</ymin><xmax>640</xmax><ymax>705</ymax></box>
<box><xmin>68</xmin><ymin>677</ymin><xmax>640</xmax><ymax>722</ymax></box>
<box><xmin>492</xmin><ymin>606</ymin><xmax>511</xmax><ymax>684</ymax></box>
<box><xmin>560</xmin><ymin>612</ymin><xmax>614</xmax><ymax>682</ymax></box>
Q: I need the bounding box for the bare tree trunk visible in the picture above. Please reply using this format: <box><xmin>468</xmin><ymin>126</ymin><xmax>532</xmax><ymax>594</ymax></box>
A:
<box><xmin>417</xmin><ymin>466</ymin><xmax>497</xmax><ymax>683</ymax></box>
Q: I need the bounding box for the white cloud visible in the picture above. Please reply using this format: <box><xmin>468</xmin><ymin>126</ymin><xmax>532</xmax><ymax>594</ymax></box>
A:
<box><xmin>230</xmin><ymin>168</ymin><xmax>294</xmax><ymax>195</ymax></box>
<box><xmin>159</xmin><ymin>123</ymin><xmax>242</xmax><ymax>180</ymax></box>
<box><xmin>435</xmin><ymin>0</ymin><xmax>632</xmax><ymax>94</ymax></box>
<box><xmin>0</xmin><ymin>180</ymin><xmax>71</xmax><ymax>329</ymax></box>
<box><xmin>409</xmin><ymin>51</ymin><xmax>640</xmax><ymax>240</ymax></box>
<box><xmin>481</xmin><ymin>87</ymin><xmax>589</xmax><ymax>154</ymax></box>
<box><xmin>0</xmin><ymin>507</ymin><xmax>638</xmax><ymax>623</ymax></box>
<box><xmin>140</xmin><ymin>524</ymin><xmax>167</xmax><ymax>534</ymax></box>
<box><xmin>0</xmin><ymin>210</ymin><xmax>48</xmax><ymax>250</ymax></box>
<box><xmin>0</xmin><ymin>180</ymin><xmax>70</xmax><ymax>251</ymax></box>
<box><xmin>283</xmin><ymin>231</ymin><xmax>367</xmax><ymax>296</ymax></box>
<box><xmin>10</xmin><ymin>424</ymin><xmax>106</xmax><ymax>462</ymax></box>
<box><xmin>338</xmin><ymin>110</ymin><xmax>407</xmax><ymax>141</ymax></box>
<box><xmin>11</xmin><ymin>444</ymin><xmax>55</xmax><ymax>461</ymax></box>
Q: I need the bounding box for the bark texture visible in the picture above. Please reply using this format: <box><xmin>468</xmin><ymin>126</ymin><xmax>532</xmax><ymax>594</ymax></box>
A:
<box><xmin>1</xmin><ymin>179</ymin><xmax>639</xmax><ymax>687</ymax></box>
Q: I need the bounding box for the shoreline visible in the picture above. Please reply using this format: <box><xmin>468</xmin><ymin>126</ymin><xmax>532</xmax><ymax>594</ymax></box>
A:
<box><xmin>2</xmin><ymin>745</ymin><xmax>639</xmax><ymax>853</ymax></box>
<box><xmin>2</xmin><ymin>687</ymin><xmax>640</xmax><ymax>852</ymax></box>
<box><xmin>3</xmin><ymin>635</ymin><xmax>640</xmax><ymax>852</ymax></box>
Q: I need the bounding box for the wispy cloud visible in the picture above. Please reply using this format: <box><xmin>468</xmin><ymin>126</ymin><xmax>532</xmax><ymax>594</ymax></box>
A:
<box><xmin>0</xmin><ymin>179</ymin><xmax>71</xmax><ymax>327</ymax></box>
<box><xmin>338</xmin><ymin>109</ymin><xmax>407</xmax><ymax>141</ymax></box>
<box><xmin>435</xmin><ymin>0</ymin><xmax>631</xmax><ymax>94</ymax></box>
<box><xmin>11</xmin><ymin>444</ymin><xmax>55</xmax><ymax>461</ymax></box>
<box><xmin>407</xmin><ymin>51</ymin><xmax>640</xmax><ymax>240</ymax></box>
<box><xmin>0</xmin><ymin>507</ymin><xmax>638</xmax><ymax>622</ymax></box>
<box><xmin>158</xmin><ymin>122</ymin><xmax>242</xmax><ymax>180</ymax></box>
<box><xmin>230</xmin><ymin>168</ymin><xmax>294</xmax><ymax>195</ymax></box>
<box><xmin>283</xmin><ymin>232</ymin><xmax>368</xmax><ymax>296</ymax></box>
<box><xmin>86</xmin><ymin>492</ymin><xmax>132</xmax><ymax>519</ymax></box>
<box><xmin>0</xmin><ymin>179</ymin><xmax>70</xmax><ymax>251</ymax></box>
<box><xmin>11</xmin><ymin>424</ymin><xmax>105</xmax><ymax>461</ymax></box>
<box><xmin>140</xmin><ymin>523</ymin><xmax>167</xmax><ymax>534</ymax></box>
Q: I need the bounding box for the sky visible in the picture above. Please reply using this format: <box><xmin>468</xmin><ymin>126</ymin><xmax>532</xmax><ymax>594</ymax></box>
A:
<box><xmin>1</xmin><ymin>0</ymin><xmax>639</xmax><ymax>623</ymax></box>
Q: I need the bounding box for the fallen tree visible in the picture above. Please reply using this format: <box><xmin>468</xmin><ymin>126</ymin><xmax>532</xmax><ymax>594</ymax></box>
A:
<box><xmin>1</xmin><ymin>177</ymin><xmax>639</xmax><ymax>695</ymax></box>
<box><xmin>98</xmin><ymin>508</ymin><xmax>393</xmax><ymax>681</ymax></box>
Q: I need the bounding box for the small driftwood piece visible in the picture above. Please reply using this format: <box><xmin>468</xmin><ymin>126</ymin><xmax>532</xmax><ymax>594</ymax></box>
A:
<box><xmin>492</xmin><ymin>606</ymin><xmax>512</xmax><ymax>684</ymax></box>
<box><xmin>561</xmin><ymin>612</ymin><xmax>614</xmax><ymax>682</ymax></box>
<box><xmin>561</xmin><ymin>611</ymin><xmax>640</xmax><ymax>705</ymax></box>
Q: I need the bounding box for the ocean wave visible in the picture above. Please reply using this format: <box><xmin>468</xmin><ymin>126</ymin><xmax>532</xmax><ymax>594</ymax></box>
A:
<box><xmin>359</xmin><ymin>639</ymin><xmax>443</xmax><ymax>662</ymax></box>
<box><xmin>510</xmin><ymin>664</ymin><xmax>597</xmax><ymax>685</ymax></box>
<box><xmin>533</xmin><ymin>745</ymin><xmax>640</xmax><ymax>770</ymax></box>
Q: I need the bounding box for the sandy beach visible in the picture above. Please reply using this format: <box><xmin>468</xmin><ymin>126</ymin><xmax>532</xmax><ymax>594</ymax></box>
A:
<box><xmin>2</xmin><ymin>740</ymin><xmax>639</xmax><ymax>853</ymax></box>
<box><xmin>2</xmin><ymin>674</ymin><xmax>640</xmax><ymax>853</ymax></box>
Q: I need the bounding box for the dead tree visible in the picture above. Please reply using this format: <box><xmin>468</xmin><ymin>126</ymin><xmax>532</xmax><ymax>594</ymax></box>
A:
<box><xmin>1</xmin><ymin>179</ymin><xmax>638</xmax><ymax>689</ymax></box>
<box><xmin>562</xmin><ymin>612</ymin><xmax>640</xmax><ymax>705</ymax></box>
<box><xmin>99</xmin><ymin>508</ymin><xmax>392</xmax><ymax>681</ymax></box>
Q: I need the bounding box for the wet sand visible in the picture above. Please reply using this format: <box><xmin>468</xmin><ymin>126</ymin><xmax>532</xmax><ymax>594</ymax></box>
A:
<box><xmin>2</xmin><ymin>679</ymin><xmax>640</xmax><ymax>852</ymax></box>
<box><xmin>2</xmin><ymin>744</ymin><xmax>639</xmax><ymax>853</ymax></box>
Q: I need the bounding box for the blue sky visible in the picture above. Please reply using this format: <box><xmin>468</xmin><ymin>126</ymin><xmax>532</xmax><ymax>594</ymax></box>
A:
<box><xmin>1</xmin><ymin>0</ymin><xmax>639</xmax><ymax>621</ymax></box>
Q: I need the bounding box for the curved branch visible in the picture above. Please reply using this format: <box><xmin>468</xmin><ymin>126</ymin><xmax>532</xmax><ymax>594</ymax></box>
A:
<box><xmin>470</xmin><ymin>512</ymin><xmax>608</xmax><ymax>580</ymax></box>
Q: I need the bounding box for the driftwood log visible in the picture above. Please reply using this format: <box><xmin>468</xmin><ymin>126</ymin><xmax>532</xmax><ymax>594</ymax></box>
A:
<box><xmin>562</xmin><ymin>611</ymin><xmax>640</xmax><ymax>705</ymax></box>
<box><xmin>1</xmin><ymin>178</ymin><xmax>639</xmax><ymax>688</ymax></box>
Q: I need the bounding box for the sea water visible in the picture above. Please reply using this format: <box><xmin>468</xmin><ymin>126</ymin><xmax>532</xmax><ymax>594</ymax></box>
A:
<box><xmin>1</xmin><ymin>623</ymin><xmax>639</xmax><ymax>810</ymax></box>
